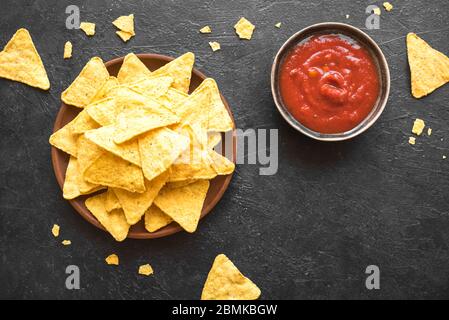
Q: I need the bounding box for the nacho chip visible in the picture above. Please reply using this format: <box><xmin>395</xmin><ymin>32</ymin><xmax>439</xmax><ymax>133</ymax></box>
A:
<box><xmin>113</xmin><ymin>14</ymin><xmax>135</xmax><ymax>35</ymax></box>
<box><xmin>144</xmin><ymin>205</ymin><xmax>173</xmax><ymax>232</ymax></box>
<box><xmin>154</xmin><ymin>180</ymin><xmax>209</xmax><ymax>233</ymax></box>
<box><xmin>201</xmin><ymin>254</ymin><xmax>261</xmax><ymax>300</ymax></box>
<box><xmin>117</xmin><ymin>53</ymin><xmax>152</xmax><ymax>84</ymax></box>
<box><xmin>165</xmin><ymin>180</ymin><xmax>197</xmax><ymax>189</ymax></box>
<box><xmin>52</xmin><ymin>224</ymin><xmax>60</xmax><ymax>237</ymax></box>
<box><xmin>90</xmin><ymin>76</ymin><xmax>119</xmax><ymax>103</ymax></box>
<box><xmin>407</xmin><ymin>33</ymin><xmax>449</xmax><ymax>98</ymax></box>
<box><xmin>234</xmin><ymin>18</ymin><xmax>255</xmax><ymax>40</ymax></box>
<box><xmin>70</xmin><ymin>110</ymin><xmax>100</xmax><ymax>134</ymax></box>
<box><xmin>80</xmin><ymin>22</ymin><xmax>96</xmax><ymax>36</ymax></box>
<box><xmin>63</xmin><ymin>156</ymin><xmax>102</xmax><ymax>199</ymax></box>
<box><xmin>208</xmin><ymin>132</ymin><xmax>222</xmax><ymax>149</ymax></box>
<box><xmin>209</xmin><ymin>42</ymin><xmax>221</xmax><ymax>52</ymax></box>
<box><xmin>49</xmin><ymin>121</ymin><xmax>79</xmax><ymax>157</ymax></box>
<box><xmin>116</xmin><ymin>31</ymin><xmax>134</xmax><ymax>42</ymax></box>
<box><xmin>157</xmin><ymin>88</ymin><xmax>189</xmax><ymax>110</ymax></box>
<box><xmin>113</xmin><ymin>171</ymin><xmax>169</xmax><ymax>225</ymax></box>
<box><xmin>174</xmin><ymin>83</ymin><xmax>211</xmax><ymax>130</ymax></box>
<box><xmin>138</xmin><ymin>128</ymin><xmax>190</xmax><ymax>181</ymax></box>
<box><xmin>412</xmin><ymin>118</ymin><xmax>425</xmax><ymax>136</ymax></box>
<box><xmin>105</xmin><ymin>188</ymin><xmax>121</xmax><ymax>212</ymax></box>
<box><xmin>84</xmin><ymin>152</ymin><xmax>145</xmax><ymax>193</ymax></box>
<box><xmin>85</xmin><ymin>97</ymin><xmax>117</xmax><ymax>126</ymax></box>
<box><xmin>62</xmin><ymin>240</ymin><xmax>71</xmax><ymax>246</ymax></box>
<box><xmin>64</xmin><ymin>41</ymin><xmax>72</xmax><ymax>59</ymax></box>
<box><xmin>105</xmin><ymin>254</ymin><xmax>119</xmax><ymax>265</ymax></box>
<box><xmin>138</xmin><ymin>264</ymin><xmax>154</xmax><ymax>276</ymax></box>
<box><xmin>0</xmin><ymin>28</ymin><xmax>50</xmax><ymax>90</ymax></box>
<box><xmin>85</xmin><ymin>193</ymin><xmax>130</xmax><ymax>242</ymax></box>
<box><xmin>129</xmin><ymin>76</ymin><xmax>173</xmax><ymax>99</ymax></box>
<box><xmin>209</xmin><ymin>150</ymin><xmax>235</xmax><ymax>175</ymax></box>
<box><xmin>61</xmin><ymin>57</ymin><xmax>110</xmax><ymax>108</ymax></box>
<box><xmin>200</xmin><ymin>26</ymin><xmax>212</xmax><ymax>34</ymax></box>
<box><xmin>76</xmin><ymin>134</ymin><xmax>104</xmax><ymax>174</ymax></box>
<box><xmin>85</xmin><ymin>125</ymin><xmax>141</xmax><ymax>166</ymax></box>
<box><xmin>151</xmin><ymin>52</ymin><xmax>195</xmax><ymax>93</ymax></box>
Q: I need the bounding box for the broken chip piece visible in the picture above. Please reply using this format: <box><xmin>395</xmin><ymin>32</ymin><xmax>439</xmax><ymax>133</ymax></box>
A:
<box><xmin>412</xmin><ymin>118</ymin><xmax>425</xmax><ymax>136</ymax></box>
<box><xmin>200</xmin><ymin>26</ymin><xmax>212</xmax><ymax>34</ymax></box>
<box><xmin>62</xmin><ymin>240</ymin><xmax>71</xmax><ymax>246</ymax></box>
<box><xmin>373</xmin><ymin>7</ymin><xmax>381</xmax><ymax>15</ymax></box>
<box><xmin>80</xmin><ymin>22</ymin><xmax>96</xmax><ymax>36</ymax></box>
<box><xmin>383</xmin><ymin>2</ymin><xmax>393</xmax><ymax>11</ymax></box>
<box><xmin>52</xmin><ymin>224</ymin><xmax>60</xmax><ymax>237</ymax></box>
<box><xmin>409</xmin><ymin>137</ymin><xmax>416</xmax><ymax>145</ymax></box>
<box><xmin>209</xmin><ymin>42</ymin><xmax>221</xmax><ymax>52</ymax></box>
<box><xmin>234</xmin><ymin>17</ymin><xmax>255</xmax><ymax>40</ymax></box>
<box><xmin>64</xmin><ymin>41</ymin><xmax>72</xmax><ymax>59</ymax></box>
<box><xmin>275</xmin><ymin>22</ymin><xmax>282</xmax><ymax>28</ymax></box>
<box><xmin>138</xmin><ymin>264</ymin><xmax>154</xmax><ymax>276</ymax></box>
<box><xmin>427</xmin><ymin>128</ymin><xmax>432</xmax><ymax>136</ymax></box>
<box><xmin>113</xmin><ymin>14</ymin><xmax>135</xmax><ymax>35</ymax></box>
<box><xmin>105</xmin><ymin>254</ymin><xmax>119</xmax><ymax>265</ymax></box>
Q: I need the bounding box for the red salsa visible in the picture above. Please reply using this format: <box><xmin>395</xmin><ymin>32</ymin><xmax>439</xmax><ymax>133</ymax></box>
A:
<box><xmin>279</xmin><ymin>34</ymin><xmax>380</xmax><ymax>133</ymax></box>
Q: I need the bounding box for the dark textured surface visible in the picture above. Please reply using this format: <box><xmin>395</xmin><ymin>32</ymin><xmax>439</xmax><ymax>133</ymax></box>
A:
<box><xmin>0</xmin><ymin>0</ymin><xmax>448</xmax><ymax>300</ymax></box>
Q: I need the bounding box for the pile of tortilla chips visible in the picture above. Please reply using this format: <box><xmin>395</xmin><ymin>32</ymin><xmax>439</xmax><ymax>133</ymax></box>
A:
<box><xmin>50</xmin><ymin>52</ymin><xmax>235</xmax><ymax>241</ymax></box>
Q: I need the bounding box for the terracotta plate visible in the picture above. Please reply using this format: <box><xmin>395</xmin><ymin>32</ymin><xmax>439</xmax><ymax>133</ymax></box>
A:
<box><xmin>51</xmin><ymin>53</ymin><xmax>236</xmax><ymax>239</ymax></box>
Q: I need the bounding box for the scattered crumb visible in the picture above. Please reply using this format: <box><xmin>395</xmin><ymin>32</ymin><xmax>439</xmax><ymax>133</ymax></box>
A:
<box><xmin>373</xmin><ymin>7</ymin><xmax>381</xmax><ymax>15</ymax></box>
<box><xmin>444</xmin><ymin>156</ymin><xmax>447</xmax><ymax>159</ymax></box>
<box><xmin>79</xmin><ymin>22</ymin><xmax>96</xmax><ymax>36</ymax></box>
<box><xmin>383</xmin><ymin>2</ymin><xmax>393</xmax><ymax>12</ymax></box>
<box><xmin>63</xmin><ymin>41</ymin><xmax>72</xmax><ymax>59</ymax></box>
<box><xmin>52</xmin><ymin>224</ymin><xmax>60</xmax><ymax>237</ymax></box>
<box><xmin>412</xmin><ymin>118</ymin><xmax>425</xmax><ymax>136</ymax></box>
<box><xmin>62</xmin><ymin>240</ymin><xmax>71</xmax><ymax>246</ymax></box>
<box><xmin>138</xmin><ymin>264</ymin><xmax>154</xmax><ymax>276</ymax></box>
<box><xmin>275</xmin><ymin>22</ymin><xmax>282</xmax><ymax>28</ymax></box>
<box><xmin>234</xmin><ymin>17</ymin><xmax>255</xmax><ymax>40</ymax></box>
<box><xmin>427</xmin><ymin>128</ymin><xmax>432</xmax><ymax>136</ymax></box>
<box><xmin>105</xmin><ymin>254</ymin><xmax>119</xmax><ymax>265</ymax></box>
<box><xmin>346</xmin><ymin>14</ymin><xmax>350</xmax><ymax>19</ymax></box>
<box><xmin>409</xmin><ymin>137</ymin><xmax>416</xmax><ymax>145</ymax></box>
<box><xmin>200</xmin><ymin>26</ymin><xmax>212</xmax><ymax>34</ymax></box>
<box><xmin>209</xmin><ymin>41</ymin><xmax>221</xmax><ymax>52</ymax></box>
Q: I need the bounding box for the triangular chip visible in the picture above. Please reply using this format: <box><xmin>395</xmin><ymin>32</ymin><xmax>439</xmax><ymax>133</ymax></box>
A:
<box><xmin>85</xmin><ymin>193</ymin><xmax>130</xmax><ymax>241</ymax></box>
<box><xmin>129</xmin><ymin>75</ymin><xmax>174</xmax><ymax>99</ymax></box>
<box><xmin>0</xmin><ymin>28</ymin><xmax>50</xmax><ymax>90</ymax></box>
<box><xmin>90</xmin><ymin>76</ymin><xmax>119</xmax><ymax>103</ymax></box>
<box><xmin>113</xmin><ymin>171</ymin><xmax>169</xmax><ymax>225</ymax></box>
<box><xmin>154</xmin><ymin>180</ymin><xmax>209</xmax><ymax>233</ymax></box>
<box><xmin>84</xmin><ymin>152</ymin><xmax>145</xmax><ymax>193</ymax></box>
<box><xmin>70</xmin><ymin>110</ymin><xmax>100</xmax><ymax>134</ymax></box>
<box><xmin>407</xmin><ymin>33</ymin><xmax>449</xmax><ymax>98</ymax></box>
<box><xmin>151</xmin><ymin>52</ymin><xmax>195</xmax><ymax>93</ymax></box>
<box><xmin>63</xmin><ymin>156</ymin><xmax>102</xmax><ymax>199</ymax></box>
<box><xmin>105</xmin><ymin>188</ymin><xmax>121</xmax><ymax>212</ymax></box>
<box><xmin>144</xmin><ymin>205</ymin><xmax>173</xmax><ymax>232</ymax></box>
<box><xmin>49</xmin><ymin>122</ymin><xmax>79</xmax><ymax>157</ymax></box>
<box><xmin>174</xmin><ymin>82</ymin><xmax>211</xmax><ymax>131</ymax></box>
<box><xmin>117</xmin><ymin>53</ymin><xmax>152</xmax><ymax>84</ymax></box>
<box><xmin>138</xmin><ymin>128</ymin><xmax>190</xmax><ymax>181</ymax></box>
<box><xmin>112</xmin><ymin>14</ymin><xmax>135</xmax><ymax>35</ymax></box>
<box><xmin>85</xmin><ymin>97</ymin><xmax>117</xmax><ymax>126</ymax></box>
<box><xmin>201</xmin><ymin>254</ymin><xmax>261</xmax><ymax>300</ymax></box>
<box><xmin>116</xmin><ymin>31</ymin><xmax>134</xmax><ymax>42</ymax></box>
<box><xmin>61</xmin><ymin>57</ymin><xmax>109</xmax><ymax>108</ymax></box>
<box><xmin>209</xmin><ymin>150</ymin><xmax>235</xmax><ymax>175</ymax></box>
<box><xmin>76</xmin><ymin>134</ymin><xmax>104</xmax><ymax>175</ymax></box>
<box><xmin>85</xmin><ymin>126</ymin><xmax>141</xmax><ymax>166</ymax></box>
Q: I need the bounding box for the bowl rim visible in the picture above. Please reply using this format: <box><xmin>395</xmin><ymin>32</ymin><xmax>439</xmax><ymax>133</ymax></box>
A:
<box><xmin>271</xmin><ymin>22</ymin><xmax>391</xmax><ymax>141</ymax></box>
<box><xmin>51</xmin><ymin>53</ymin><xmax>237</xmax><ymax>239</ymax></box>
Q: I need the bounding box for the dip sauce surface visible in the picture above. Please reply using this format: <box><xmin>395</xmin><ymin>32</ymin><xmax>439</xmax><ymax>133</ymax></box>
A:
<box><xmin>279</xmin><ymin>34</ymin><xmax>380</xmax><ymax>133</ymax></box>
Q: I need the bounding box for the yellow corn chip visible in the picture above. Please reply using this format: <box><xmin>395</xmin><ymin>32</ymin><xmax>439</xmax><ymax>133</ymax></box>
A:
<box><xmin>209</xmin><ymin>150</ymin><xmax>235</xmax><ymax>175</ymax></box>
<box><xmin>80</xmin><ymin>22</ymin><xmax>96</xmax><ymax>36</ymax></box>
<box><xmin>117</xmin><ymin>53</ymin><xmax>152</xmax><ymax>84</ymax></box>
<box><xmin>105</xmin><ymin>254</ymin><xmax>119</xmax><ymax>265</ymax></box>
<box><xmin>201</xmin><ymin>254</ymin><xmax>261</xmax><ymax>300</ymax></box>
<box><xmin>144</xmin><ymin>205</ymin><xmax>173</xmax><ymax>232</ymax></box>
<box><xmin>138</xmin><ymin>128</ymin><xmax>190</xmax><ymax>181</ymax></box>
<box><xmin>71</xmin><ymin>110</ymin><xmax>100</xmax><ymax>134</ymax></box>
<box><xmin>116</xmin><ymin>31</ymin><xmax>134</xmax><ymax>42</ymax></box>
<box><xmin>154</xmin><ymin>180</ymin><xmax>209</xmax><ymax>233</ymax></box>
<box><xmin>209</xmin><ymin>42</ymin><xmax>221</xmax><ymax>52</ymax></box>
<box><xmin>138</xmin><ymin>264</ymin><xmax>153</xmax><ymax>276</ymax></box>
<box><xmin>63</xmin><ymin>156</ymin><xmax>100</xmax><ymax>199</ymax></box>
<box><xmin>85</xmin><ymin>126</ymin><xmax>141</xmax><ymax>166</ymax></box>
<box><xmin>0</xmin><ymin>28</ymin><xmax>50</xmax><ymax>90</ymax></box>
<box><xmin>407</xmin><ymin>33</ymin><xmax>449</xmax><ymax>98</ymax></box>
<box><xmin>76</xmin><ymin>134</ymin><xmax>104</xmax><ymax>174</ymax></box>
<box><xmin>105</xmin><ymin>188</ymin><xmax>121</xmax><ymax>212</ymax></box>
<box><xmin>61</xmin><ymin>57</ymin><xmax>109</xmax><ymax>108</ymax></box>
<box><xmin>234</xmin><ymin>18</ymin><xmax>255</xmax><ymax>40</ymax></box>
<box><xmin>113</xmin><ymin>171</ymin><xmax>169</xmax><ymax>225</ymax></box>
<box><xmin>85</xmin><ymin>193</ymin><xmax>130</xmax><ymax>242</ymax></box>
<box><xmin>84</xmin><ymin>152</ymin><xmax>145</xmax><ymax>193</ymax></box>
<box><xmin>113</xmin><ymin>14</ymin><xmax>135</xmax><ymax>35</ymax></box>
<box><xmin>165</xmin><ymin>180</ymin><xmax>197</xmax><ymax>189</ymax></box>
<box><xmin>52</xmin><ymin>224</ymin><xmax>60</xmax><ymax>237</ymax></box>
<box><xmin>90</xmin><ymin>76</ymin><xmax>119</xmax><ymax>103</ymax></box>
<box><xmin>208</xmin><ymin>132</ymin><xmax>222</xmax><ymax>149</ymax></box>
<box><xmin>200</xmin><ymin>26</ymin><xmax>212</xmax><ymax>34</ymax></box>
<box><xmin>157</xmin><ymin>88</ymin><xmax>188</xmax><ymax>110</ymax></box>
<box><xmin>85</xmin><ymin>97</ymin><xmax>117</xmax><ymax>126</ymax></box>
<box><xmin>151</xmin><ymin>52</ymin><xmax>195</xmax><ymax>93</ymax></box>
<box><xmin>49</xmin><ymin>121</ymin><xmax>79</xmax><ymax>157</ymax></box>
<box><xmin>174</xmin><ymin>83</ymin><xmax>211</xmax><ymax>130</ymax></box>
<box><xmin>64</xmin><ymin>41</ymin><xmax>72</xmax><ymax>59</ymax></box>
<box><xmin>129</xmin><ymin>75</ymin><xmax>173</xmax><ymax>99</ymax></box>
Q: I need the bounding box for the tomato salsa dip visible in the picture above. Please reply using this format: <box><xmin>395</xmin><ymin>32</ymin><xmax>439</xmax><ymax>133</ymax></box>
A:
<box><xmin>279</xmin><ymin>34</ymin><xmax>380</xmax><ymax>134</ymax></box>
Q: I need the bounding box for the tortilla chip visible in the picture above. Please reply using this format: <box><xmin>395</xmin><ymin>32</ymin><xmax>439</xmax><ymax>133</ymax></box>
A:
<box><xmin>64</xmin><ymin>41</ymin><xmax>72</xmax><ymax>59</ymax></box>
<box><xmin>52</xmin><ymin>224</ymin><xmax>60</xmax><ymax>237</ymax></box>
<box><xmin>49</xmin><ymin>121</ymin><xmax>79</xmax><ymax>157</ymax></box>
<box><xmin>85</xmin><ymin>97</ymin><xmax>117</xmax><ymax>126</ymax></box>
<box><xmin>234</xmin><ymin>18</ymin><xmax>255</xmax><ymax>40</ymax></box>
<box><xmin>201</xmin><ymin>254</ymin><xmax>261</xmax><ymax>300</ymax></box>
<box><xmin>138</xmin><ymin>128</ymin><xmax>190</xmax><ymax>181</ymax></box>
<box><xmin>84</xmin><ymin>152</ymin><xmax>145</xmax><ymax>193</ymax></box>
<box><xmin>412</xmin><ymin>118</ymin><xmax>425</xmax><ymax>136</ymax></box>
<box><xmin>85</xmin><ymin>193</ymin><xmax>130</xmax><ymax>242</ymax></box>
<box><xmin>174</xmin><ymin>82</ymin><xmax>211</xmax><ymax>130</ymax></box>
<box><xmin>144</xmin><ymin>205</ymin><xmax>173</xmax><ymax>232</ymax></box>
<box><xmin>61</xmin><ymin>57</ymin><xmax>109</xmax><ymax>108</ymax></box>
<box><xmin>80</xmin><ymin>22</ymin><xmax>96</xmax><ymax>36</ymax></box>
<box><xmin>209</xmin><ymin>42</ymin><xmax>221</xmax><ymax>52</ymax></box>
<box><xmin>113</xmin><ymin>171</ymin><xmax>169</xmax><ymax>225</ymax></box>
<box><xmin>76</xmin><ymin>134</ymin><xmax>104</xmax><ymax>174</ymax></box>
<box><xmin>209</xmin><ymin>150</ymin><xmax>235</xmax><ymax>175</ymax></box>
<box><xmin>113</xmin><ymin>14</ymin><xmax>135</xmax><ymax>35</ymax></box>
<box><xmin>208</xmin><ymin>132</ymin><xmax>222</xmax><ymax>149</ymax></box>
<box><xmin>117</xmin><ymin>53</ymin><xmax>152</xmax><ymax>84</ymax></box>
<box><xmin>63</xmin><ymin>156</ymin><xmax>100</xmax><ymax>199</ymax></box>
<box><xmin>138</xmin><ymin>264</ymin><xmax>153</xmax><ymax>276</ymax></box>
<box><xmin>90</xmin><ymin>76</ymin><xmax>119</xmax><ymax>103</ymax></box>
<box><xmin>200</xmin><ymin>26</ymin><xmax>212</xmax><ymax>34</ymax></box>
<box><xmin>151</xmin><ymin>52</ymin><xmax>195</xmax><ymax>93</ymax></box>
<box><xmin>105</xmin><ymin>188</ymin><xmax>121</xmax><ymax>212</ymax></box>
<box><xmin>85</xmin><ymin>125</ymin><xmax>141</xmax><ymax>166</ymax></box>
<box><xmin>157</xmin><ymin>88</ymin><xmax>188</xmax><ymax>110</ymax></box>
<box><xmin>0</xmin><ymin>28</ymin><xmax>50</xmax><ymax>90</ymax></box>
<box><xmin>70</xmin><ymin>110</ymin><xmax>100</xmax><ymax>134</ymax></box>
<box><xmin>154</xmin><ymin>180</ymin><xmax>209</xmax><ymax>233</ymax></box>
<box><xmin>407</xmin><ymin>33</ymin><xmax>449</xmax><ymax>98</ymax></box>
<box><xmin>105</xmin><ymin>254</ymin><xmax>119</xmax><ymax>265</ymax></box>
<box><xmin>129</xmin><ymin>76</ymin><xmax>173</xmax><ymax>99</ymax></box>
<box><xmin>116</xmin><ymin>31</ymin><xmax>134</xmax><ymax>42</ymax></box>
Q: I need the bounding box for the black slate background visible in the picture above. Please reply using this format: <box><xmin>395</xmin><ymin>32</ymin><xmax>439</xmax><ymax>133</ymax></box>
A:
<box><xmin>0</xmin><ymin>0</ymin><xmax>448</xmax><ymax>300</ymax></box>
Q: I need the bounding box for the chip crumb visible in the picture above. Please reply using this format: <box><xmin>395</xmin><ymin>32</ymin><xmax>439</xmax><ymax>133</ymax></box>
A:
<box><xmin>105</xmin><ymin>254</ymin><xmax>119</xmax><ymax>265</ymax></box>
<box><xmin>64</xmin><ymin>41</ymin><xmax>72</xmax><ymax>59</ymax></box>
<box><xmin>275</xmin><ymin>22</ymin><xmax>282</xmax><ymax>28</ymax></box>
<box><xmin>408</xmin><ymin>137</ymin><xmax>416</xmax><ymax>145</ymax></box>
<box><xmin>80</xmin><ymin>22</ymin><xmax>96</xmax><ymax>36</ymax></box>
<box><xmin>383</xmin><ymin>2</ymin><xmax>393</xmax><ymax>11</ymax></box>
<box><xmin>373</xmin><ymin>7</ymin><xmax>381</xmax><ymax>15</ymax></box>
<box><xmin>209</xmin><ymin>41</ymin><xmax>221</xmax><ymax>52</ymax></box>
<box><xmin>412</xmin><ymin>118</ymin><xmax>425</xmax><ymax>136</ymax></box>
<box><xmin>346</xmin><ymin>14</ymin><xmax>350</xmax><ymax>19</ymax></box>
<box><xmin>443</xmin><ymin>155</ymin><xmax>447</xmax><ymax>159</ymax></box>
<box><xmin>234</xmin><ymin>17</ymin><xmax>255</xmax><ymax>40</ymax></box>
<box><xmin>62</xmin><ymin>240</ymin><xmax>71</xmax><ymax>246</ymax></box>
<box><xmin>138</xmin><ymin>264</ymin><xmax>154</xmax><ymax>276</ymax></box>
<box><xmin>200</xmin><ymin>26</ymin><xmax>212</xmax><ymax>34</ymax></box>
<box><xmin>52</xmin><ymin>224</ymin><xmax>60</xmax><ymax>237</ymax></box>
<box><xmin>427</xmin><ymin>128</ymin><xmax>432</xmax><ymax>136</ymax></box>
